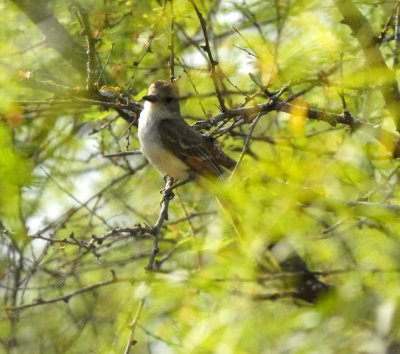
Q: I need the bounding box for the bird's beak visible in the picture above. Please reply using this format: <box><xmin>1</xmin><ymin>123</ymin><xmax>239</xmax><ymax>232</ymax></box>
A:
<box><xmin>142</xmin><ymin>94</ymin><xmax>157</xmax><ymax>102</ymax></box>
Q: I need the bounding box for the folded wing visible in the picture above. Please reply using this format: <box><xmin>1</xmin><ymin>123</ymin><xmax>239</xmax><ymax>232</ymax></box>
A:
<box><xmin>158</xmin><ymin>119</ymin><xmax>235</xmax><ymax>178</ymax></box>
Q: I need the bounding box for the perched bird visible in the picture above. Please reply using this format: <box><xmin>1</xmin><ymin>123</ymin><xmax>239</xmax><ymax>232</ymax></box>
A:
<box><xmin>138</xmin><ymin>80</ymin><xmax>236</xmax><ymax>184</ymax></box>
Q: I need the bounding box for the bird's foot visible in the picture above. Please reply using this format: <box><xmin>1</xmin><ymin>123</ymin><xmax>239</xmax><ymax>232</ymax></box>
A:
<box><xmin>160</xmin><ymin>186</ymin><xmax>175</xmax><ymax>202</ymax></box>
<box><xmin>160</xmin><ymin>175</ymin><xmax>176</xmax><ymax>203</ymax></box>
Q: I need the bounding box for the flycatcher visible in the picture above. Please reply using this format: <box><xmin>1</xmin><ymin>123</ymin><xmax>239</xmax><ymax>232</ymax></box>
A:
<box><xmin>138</xmin><ymin>80</ymin><xmax>236</xmax><ymax>184</ymax></box>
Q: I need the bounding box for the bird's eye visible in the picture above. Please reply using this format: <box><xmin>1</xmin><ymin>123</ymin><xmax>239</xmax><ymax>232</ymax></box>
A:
<box><xmin>165</xmin><ymin>96</ymin><xmax>174</xmax><ymax>103</ymax></box>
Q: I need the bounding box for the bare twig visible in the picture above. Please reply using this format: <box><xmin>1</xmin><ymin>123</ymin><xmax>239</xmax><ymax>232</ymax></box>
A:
<box><xmin>96</xmin><ymin>42</ymin><xmax>115</xmax><ymax>86</ymax></box>
<box><xmin>31</xmin><ymin>170</ymin><xmax>139</xmax><ymax>237</ymax></box>
<box><xmin>168</xmin><ymin>0</ymin><xmax>175</xmax><ymax>81</ymax></box>
<box><xmin>88</xmin><ymin>227</ymin><xmax>153</xmax><ymax>247</ymax></box>
<box><xmin>231</xmin><ymin>112</ymin><xmax>263</xmax><ymax>177</ymax></box>
<box><xmin>102</xmin><ymin>150</ymin><xmax>143</xmax><ymax>158</ymax></box>
<box><xmin>377</xmin><ymin>5</ymin><xmax>397</xmax><ymax>43</ymax></box>
<box><xmin>8</xmin><ymin>274</ymin><xmax>118</xmax><ymax>311</ymax></box>
<box><xmin>40</xmin><ymin>167</ymin><xmax>112</xmax><ymax>228</ymax></box>
<box><xmin>176</xmin><ymin>57</ymin><xmax>208</xmax><ymax>117</ymax></box>
<box><xmin>190</xmin><ymin>1</ymin><xmax>226</xmax><ymax>111</ymax></box>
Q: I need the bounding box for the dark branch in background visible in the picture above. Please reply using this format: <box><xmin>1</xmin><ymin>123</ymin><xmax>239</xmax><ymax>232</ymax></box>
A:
<box><xmin>190</xmin><ymin>0</ymin><xmax>226</xmax><ymax>111</ymax></box>
<box><xmin>30</xmin><ymin>169</ymin><xmax>141</xmax><ymax>237</ymax></box>
<box><xmin>8</xmin><ymin>273</ymin><xmax>118</xmax><ymax>311</ymax></box>
<box><xmin>377</xmin><ymin>6</ymin><xmax>396</xmax><ymax>44</ymax></box>
<box><xmin>10</xmin><ymin>0</ymin><xmax>87</xmax><ymax>77</ymax></box>
<box><xmin>194</xmin><ymin>88</ymin><xmax>400</xmax><ymax>157</ymax></box>
<box><xmin>168</xmin><ymin>0</ymin><xmax>175</xmax><ymax>81</ymax></box>
<box><xmin>394</xmin><ymin>5</ymin><xmax>400</xmax><ymax>68</ymax></box>
<box><xmin>18</xmin><ymin>75</ymin><xmax>142</xmax><ymax>122</ymax></box>
<box><xmin>334</xmin><ymin>0</ymin><xmax>400</xmax><ymax>133</ymax></box>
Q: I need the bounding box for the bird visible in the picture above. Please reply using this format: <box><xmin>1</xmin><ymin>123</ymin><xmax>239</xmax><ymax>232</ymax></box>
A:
<box><xmin>138</xmin><ymin>80</ymin><xmax>236</xmax><ymax>187</ymax></box>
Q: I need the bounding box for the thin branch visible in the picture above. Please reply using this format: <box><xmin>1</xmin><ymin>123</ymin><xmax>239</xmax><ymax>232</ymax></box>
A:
<box><xmin>377</xmin><ymin>6</ymin><xmax>397</xmax><ymax>43</ymax></box>
<box><xmin>40</xmin><ymin>167</ymin><xmax>112</xmax><ymax>228</ymax></box>
<box><xmin>102</xmin><ymin>150</ymin><xmax>143</xmax><ymax>158</ymax></box>
<box><xmin>96</xmin><ymin>42</ymin><xmax>115</xmax><ymax>86</ymax></box>
<box><xmin>190</xmin><ymin>1</ymin><xmax>226</xmax><ymax>111</ymax></box>
<box><xmin>176</xmin><ymin>57</ymin><xmax>208</xmax><ymax>117</ymax></box>
<box><xmin>31</xmin><ymin>170</ymin><xmax>139</xmax><ymax>237</ymax></box>
<box><xmin>88</xmin><ymin>227</ymin><xmax>153</xmax><ymax>247</ymax></box>
<box><xmin>231</xmin><ymin>112</ymin><xmax>263</xmax><ymax>176</ymax></box>
<box><xmin>124</xmin><ymin>298</ymin><xmax>146</xmax><ymax>354</ymax></box>
<box><xmin>394</xmin><ymin>4</ymin><xmax>400</xmax><ymax>68</ymax></box>
<box><xmin>168</xmin><ymin>0</ymin><xmax>175</xmax><ymax>81</ymax></box>
<box><xmin>8</xmin><ymin>274</ymin><xmax>118</xmax><ymax>311</ymax></box>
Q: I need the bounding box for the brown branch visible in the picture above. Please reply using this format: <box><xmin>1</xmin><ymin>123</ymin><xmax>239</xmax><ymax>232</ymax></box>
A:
<box><xmin>190</xmin><ymin>1</ymin><xmax>226</xmax><ymax>111</ymax></box>
<box><xmin>168</xmin><ymin>0</ymin><xmax>175</xmax><ymax>81</ymax></box>
<box><xmin>194</xmin><ymin>96</ymin><xmax>355</xmax><ymax>129</ymax></box>
<box><xmin>88</xmin><ymin>227</ymin><xmax>153</xmax><ymax>247</ymax></box>
<box><xmin>31</xmin><ymin>226</ymin><xmax>153</xmax><ymax>258</ymax></box>
<box><xmin>195</xmin><ymin>94</ymin><xmax>400</xmax><ymax>157</ymax></box>
<box><xmin>102</xmin><ymin>150</ymin><xmax>143</xmax><ymax>158</ymax></box>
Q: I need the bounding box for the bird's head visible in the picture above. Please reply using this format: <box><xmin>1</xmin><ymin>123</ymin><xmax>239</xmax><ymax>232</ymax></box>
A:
<box><xmin>142</xmin><ymin>80</ymin><xmax>180</xmax><ymax>116</ymax></box>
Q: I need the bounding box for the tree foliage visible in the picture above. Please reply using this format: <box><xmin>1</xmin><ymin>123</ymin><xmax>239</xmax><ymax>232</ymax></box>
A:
<box><xmin>1</xmin><ymin>0</ymin><xmax>400</xmax><ymax>353</ymax></box>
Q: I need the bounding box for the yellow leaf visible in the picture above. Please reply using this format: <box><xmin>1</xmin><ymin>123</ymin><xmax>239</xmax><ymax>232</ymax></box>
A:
<box><xmin>290</xmin><ymin>98</ymin><xmax>307</xmax><ymax>134</ymax></box>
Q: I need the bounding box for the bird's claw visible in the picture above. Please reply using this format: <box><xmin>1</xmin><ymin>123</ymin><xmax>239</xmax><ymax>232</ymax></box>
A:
<box><xmin>160</xmin><ymin>187</ymin><xmax>175</xmax><ymax>203</ymax></box>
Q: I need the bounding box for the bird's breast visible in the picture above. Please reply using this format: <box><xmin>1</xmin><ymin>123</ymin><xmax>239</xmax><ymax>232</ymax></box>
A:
<box><xmin>138</xmin><ymin>112</ymin><xmax>190</xmax><ymax>180</ymax></box>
